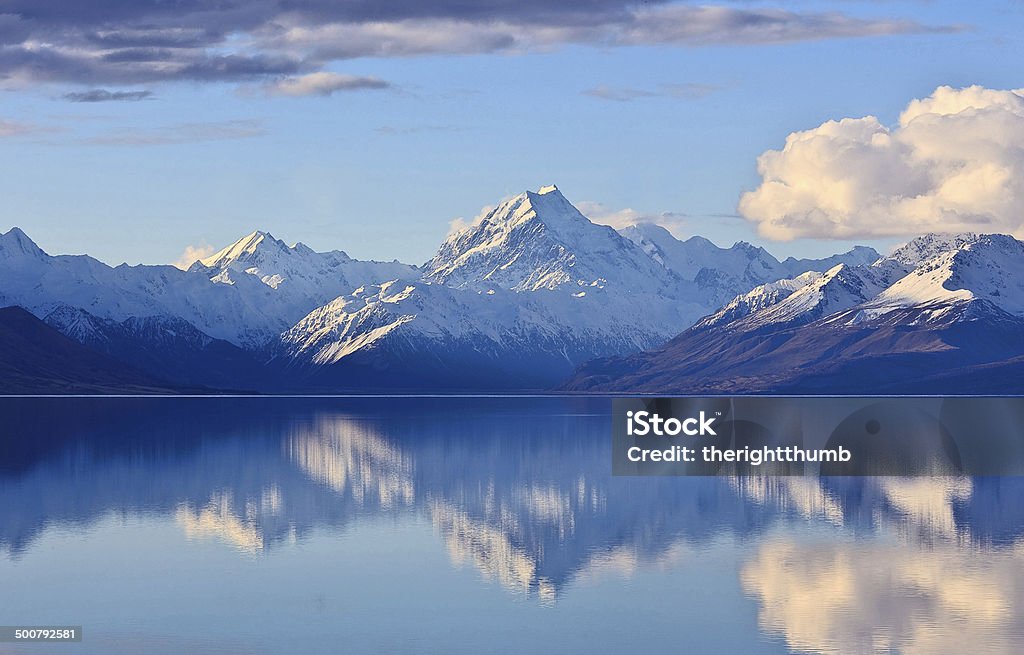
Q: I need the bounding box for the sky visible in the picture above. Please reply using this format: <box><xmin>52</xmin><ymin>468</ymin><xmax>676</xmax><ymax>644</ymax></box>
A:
<box><xmin>0</xmin><ymin>0</ymin><xmax>1022</xmax><ymax>267</ymax></box>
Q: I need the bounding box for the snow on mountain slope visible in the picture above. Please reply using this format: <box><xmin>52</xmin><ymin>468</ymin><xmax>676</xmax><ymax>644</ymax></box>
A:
<box><xmin>2</xmin><ymin>191</ymin><xmax>929</xmax><ymax>393</ymax></box>
<box><xmin>277</xmin><ymin>278</ymin><xmax>685</xmax><ymax>388</ymax></box>
<box><xmin>618</xmin><ymin>222</ymin><xmax>880</xmax><ymax>284</ymax></box>
<box><xmin>697</xmin><ymin>264</ymin><xmax>892</xmax><ymax>331</ymax></box>
<box><xmin>45</xmin><ymin>304</ymin><xmax>219</xmax><ymax>350</ymax></box>
<box><xmin>0</xmin><ymin>306</ymin><xmax>176</xmax><ymax>394</ymax></box>
<box><xmin>563</xmin><ymin>232</ymin><xmax>1024</xmax><ymax>394</ymax></box>
<box><xmin>886</xmin><ymin>233</ymin><xmax>986</xmax><ymax>269</ymax></box>
<box><xmin>737</xmin><ymin>264</ymin><xmax>890</xmax><ymax>329</ymax></box>
<box><xmin>618</xmin><ymin>224</ymin><xmax>779</xmax><ymax>283</ymax></box>
<box><xmin>618</xmin><ymin>222</ymin><xmax>881</xmax><ymax>310</ymax></box>
<box><xmin>277</xmin><ymin>187</ymin><xmax>746</xmax><ymax>386</ymax></box>
<box><xmin>694</xmin><ymin>270</ymin><xmax>825</xmax><ymax>329</ymax></box>
<box><xmin>0</xmin><ymin>227</ymin><xmax>419</xmax><ymax>350</ymax></box>
<box><xmin>43</xmin><ymin>304</ymin><xmax>266</xmax><ymax>389</ymax></box>
<box><xmin>862</xmin><ymin>234</ymin><xmax>1024</xmax><ymax>318</ymax></box>
<box><xmin>417</xmin><ymin>185</ymin><xmax>874</xmax><ymax>342</ymax></box>
<box><xmin>423</xmin><ymin>186</ymin><xmax>677</xmax><ymax>294</ymax></box>
<box><xmin>779</xmin><ymin>246</ymin><xmax>881</xmax><ymax>276</ymax></box>
<box><xmin>687</xmin><ymin>233</ymin><xmax>1019</xmax><ymax>334</ymax></box>
<box><xmin>0</xmin><ymin>227</ymin><xmax>288</xmax><ymax>347</ymax></box>
<box><xmin>273</xmin><ymin>186</ymin><xmax>903</xmax><ymax>388</ymax></box>
<box><xmin>192</xmin><ymin>230</ymin><xmax>416</xmax><ymax>307</ymax></box>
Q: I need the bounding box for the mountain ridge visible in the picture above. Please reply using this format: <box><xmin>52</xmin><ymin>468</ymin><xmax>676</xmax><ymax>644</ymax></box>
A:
<box><xmin>563</xmin><ymin>232</ymin><xmax>1024</xmax><ymax>394</ymax></box>
<box><xmin>3</xmin><ymin>187</ymin><xmax>1020</xmax><ymax>393</ymax></box>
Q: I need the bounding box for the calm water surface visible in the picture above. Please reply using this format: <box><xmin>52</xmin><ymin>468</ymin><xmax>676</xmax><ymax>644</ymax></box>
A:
<box><xmin>1</xmin><ymin>398</ymin><xmax>1022</xmax><ymax>654</ymax></box>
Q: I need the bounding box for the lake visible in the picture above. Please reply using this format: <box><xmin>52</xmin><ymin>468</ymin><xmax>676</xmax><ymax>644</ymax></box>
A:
<box><xmin>1</xmin><ymin>397</ymin><xmax>1022</xmax><ymax>654</ymax></box>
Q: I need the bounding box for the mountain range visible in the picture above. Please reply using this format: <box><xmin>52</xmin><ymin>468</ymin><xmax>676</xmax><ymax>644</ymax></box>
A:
<box><xmin>564</xmin><ymin>233</ymin><xmax>1024</xmax><ymax>394</ymax></box>
<box><xmin>2</xmin><ymin>185</ymin><xmax>1021</xmax><ymax>393</ymax></box>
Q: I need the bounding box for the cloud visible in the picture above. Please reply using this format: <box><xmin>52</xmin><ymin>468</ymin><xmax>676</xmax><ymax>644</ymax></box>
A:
<box><xmin>375</xmin><ymin>125</ymin><xmax>460</xmax><ymax>136</ymax></box>
<box><xmin>84</xmin><ymin>119</ymin><xmax>265</xmax><ymax>146</ymax></box>
<box><xmin>584</xmin><ymin>82</ymin><xmax>718</xmax><ymax>102</ymax></box>
<box><xmin>446</xmin><ymin>205</ymin><xmax>496</xmax><ymax>238</ymax></box>
<box><xmin>584</xmin><ymin>86</ymin><xmax>658</xmax><ymax>102</ymax></box>
<box><xmin>0</xmin><ymin>2</ymin><xmax>954</xmax><ymax>87</ymax></box>
<box><xmin>173</xmin><ymin>243</ymin><xmax>216</xmax><ymax>270</ymax></box>
<box><xmin>63</xmin><ymin>89</ymin><xmax>153</xmax><ymax>102</ymax></box>
<box><xmin>662</xmin><ymin>83</ymin><xmax>720</xmax><ymax>99</ymax></box>
<box><xmin>260</xmin><ymin>8</ymin><xmax>944</xmax><ymax>62</ymax></box>
<box><xmin>739</xmin><ymin>85</ymin><xmax>1024</xmax><ymax>240</ymax></box>
<box><xmin>0</xmin><ymin>119</ymin><xmax>38</xmax><ymax>137</ymax></box>
<box><xmin>577</xmin><ymin>200</ymin><xmax>688</xmax><ymax>235</ymax></box>
<box><xmin>260</xmin><ymin>72</ymin><xmax>389</xmax><ymax>97</ymax></box>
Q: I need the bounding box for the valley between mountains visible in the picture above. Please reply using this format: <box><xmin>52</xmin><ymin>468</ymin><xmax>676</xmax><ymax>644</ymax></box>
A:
<box><xmin>2</xmin><ymin>185</ymin><xmax>1022</xmax><ymax>394</ymax></box>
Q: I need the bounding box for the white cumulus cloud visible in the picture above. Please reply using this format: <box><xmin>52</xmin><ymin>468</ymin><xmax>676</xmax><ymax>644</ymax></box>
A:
<box><xmin>739</xmin><ymin>85</ymin><xmax>1024</xmax><ymax>240</ymax></box>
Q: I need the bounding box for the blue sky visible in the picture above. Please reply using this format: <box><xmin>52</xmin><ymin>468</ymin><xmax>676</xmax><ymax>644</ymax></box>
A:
<box><xmin>0</xmin><ymin>0</ymin><xmax>1022</xmax><ymax>266</ymax></box>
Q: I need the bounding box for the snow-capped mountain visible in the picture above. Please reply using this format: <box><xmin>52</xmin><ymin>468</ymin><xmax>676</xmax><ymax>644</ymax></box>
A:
<box><xmin>9</xmin><ymin>190</ymin><xmax>1013</xmax><ymax>394</ymax></box>
<box><xmin>424</xmin><ymin>185</ymin><xmax>678</xmax><ymax>294</ymax></box>
<box><xmin>0</xmin><ymin>306</ymin><xmax>176</xmax><ymax>394</ymax></box>
<box><xmin>275</xmin><ymin>278</ymin><xmax>681</xmax><ymax>389</ymax></box>
<box><xmin>695</xmin><ymin>263</ymin><xmax>895</xmax><ymax>331</ymax></box>
<box><xmin>565</xmin><ymin>233</ymin><xmax>1024</xmax><ymax>394</ymax></box>
<box><xmin>191</xmin><ymin>230</ymin><xmax>417</xmax><ymax>313</ymax></box>
<box><xmin>618</xmin><ymin>222</ymin><xmax>879</xmax><ymax>280</ymax></box>
<box><xmin>0</xmin><ymin>226</ymin><xmax>420</xmax><ymax>347</ymax></box>
<box><xmin>618</xmin><ymin>222</ymin><xmax>880</xmax><ymax>308</ymax></box>
<box><xmin>43</xmin><ymin>304</ymin><xmax>265</xmax><ymax>389</ymax></box>
<box><xmin>277</xmin><ymin>185</ymin><xmax>872</xmax><ymax>389</ymax></box>
<box><xmin>0</xmin><ymin>227</ymin><xmax>287</xmax><ymax>348</ymax></box>
<box><xmin>855</xmin><ymin>233</ymin><xmax>1024</xmax><ymax>320</ymax></box>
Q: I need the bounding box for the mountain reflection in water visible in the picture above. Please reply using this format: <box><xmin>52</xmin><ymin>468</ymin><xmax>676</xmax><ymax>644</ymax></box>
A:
<box><xmin>1</xmin><ymin>398</ymin><xmax>1023</xmax><ymax>655</ymax></box>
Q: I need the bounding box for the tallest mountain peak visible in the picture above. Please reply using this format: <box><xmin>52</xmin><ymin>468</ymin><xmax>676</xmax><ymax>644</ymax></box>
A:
<box><xmin>423</xmin><ymin>184</ymin><xmax>669</xmax><ymax>292</ymax></box>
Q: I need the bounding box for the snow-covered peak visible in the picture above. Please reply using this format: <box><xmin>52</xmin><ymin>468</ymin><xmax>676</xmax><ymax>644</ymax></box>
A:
<box><xmin>197</xmin><ymin>230</ymin><xmax>329</xmax><ymax>271</ymax></box>
<box><xmin>619</xmin><ymin>223</ymin><xmax>779</xmax><ymax>283</ymax></box>
<box><xmin>293</xmin><ymin>242</ymin><xmax>316</xmax><ymax>256</ymax></box>
<box><xmin>0</xmin><ymin>227</ymin><xmax>47</xmax><ymax>260</ymax></box>
<box><xmin>423</xmin><ymin>186</ymin><xmax>670</xmax><ymax>292</ymax></box>
<box><xmin>780</xmin><ymin>245</ymin><xmax>881</xmax><ymax>275</ymax></box>
<box><xmin>885</xmin><ymin>233</ymin><xmax>982</xmax><ymax>268</ymax></box>
<box><xmin>692</xmin><ymin>232</ymin><xmax>1024</xmax><ymax>334</ymax></box>
<box><xmin>696</xmin><ymin>270</ymin><xmax>823</xmax><ymax>329</ymax></box>
<box><xmin>698</xmin><ymin>263</ymin><xmax>889</xmax><ymax>331</ymax></box>
<box><xmin>749</xmin><ymin>263</ymin><xmax>889</xmax><ymax>328</ymax></box>
<box><xmin>192</xmin><ymin>228</ymin><xmax>414</xmax><ymax>298</ymax></box>
<box><xmin>537</xmin><ymin>184</ymin><xmax>560</xmax><ymax>195</ymax></box>
<box><xmin>868</xmin><ymin>233</ymin><xmax>1024</xmax><ymax>316</ymax></box>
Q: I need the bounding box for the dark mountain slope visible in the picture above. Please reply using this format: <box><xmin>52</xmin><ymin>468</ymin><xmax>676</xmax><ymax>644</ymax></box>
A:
<box><xmin>0</xmin><ymin>306</ymin><xmax>183</xmax><ymax>394</ymax></box>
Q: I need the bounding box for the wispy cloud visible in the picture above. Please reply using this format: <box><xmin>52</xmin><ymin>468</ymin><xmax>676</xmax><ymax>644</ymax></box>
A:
<box><xmin>83</xmin><ymin>119</ymin><xmax>265</xmax><ymax>146</ymax></box>
<box><xmin>259</xmin><ymin>72</ymin><xmax>390</xmax><ymax>97</ymax></box>
<box><xmin>63</xmin><ymin>89</ymin><xmax>153</xmax><ymax>102</ymax></box>
<box><xmin>0</xmin><ymin>119</ymin><xmax>40</xmax><ymax>138</ymax></box>
<box><xmin>577</xmin><ymin>200</ymin><xmax>689</xmax><ymax>236</ymax></box>
<box><xmin>375</xmin><ymin>125</ymin><xmax>461</xmax><ymax>136</ymax></box>
<box><xmin>172</xmin><ymin>243</ymin><xmax>216</xmax><ymax>270</ymax></box>
<box><xmin>446</xmin><ymin>204</ymin><xmax>497</xmax><ymax>238</ymax></box>
<box><xmin>0</xmin><ymin>2</ymin><xmax>957</xmax><ymax>87</ymax></box>
<box><xmin>584</xmin><ymin>82</ymin><xmax>719</xmax><ymax>102</ymax></box>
